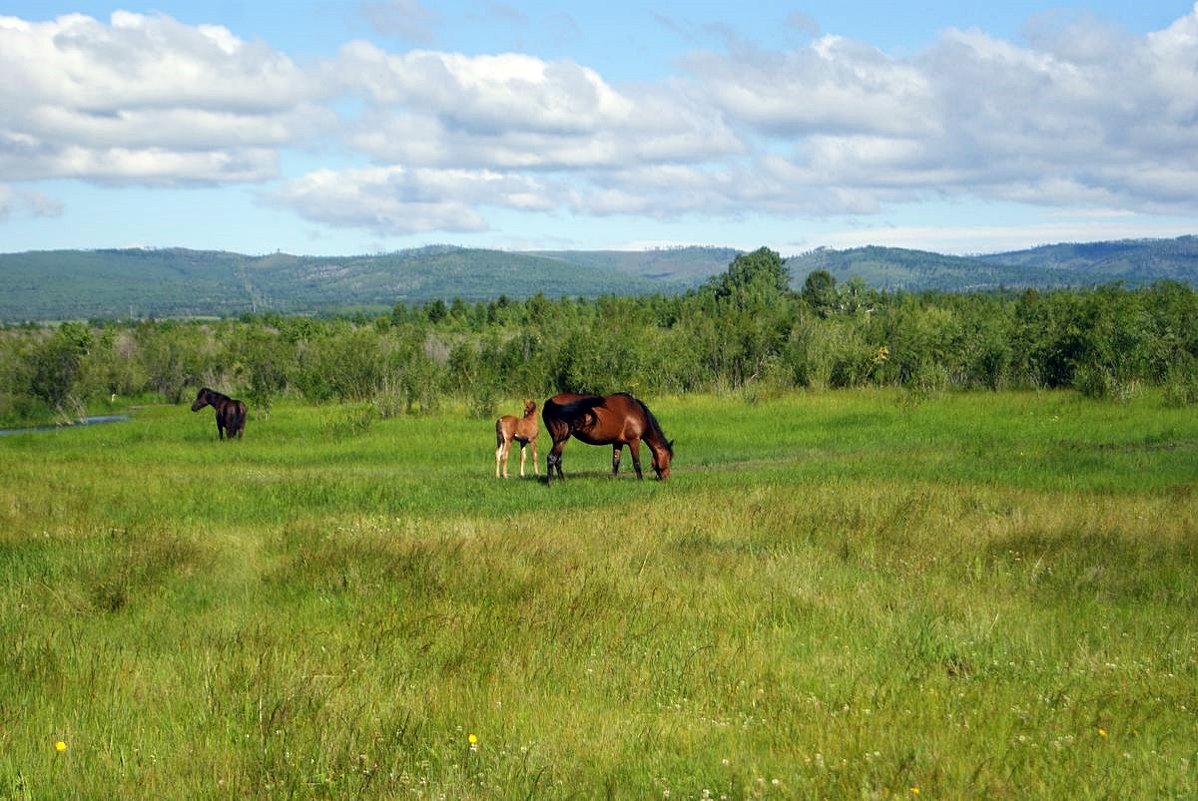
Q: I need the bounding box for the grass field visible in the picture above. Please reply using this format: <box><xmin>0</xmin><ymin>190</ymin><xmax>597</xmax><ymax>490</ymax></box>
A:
<box><xmin>2</xmin><ymin>390</ymin><xmax>1196</xmax><ymax>799</ymax></box>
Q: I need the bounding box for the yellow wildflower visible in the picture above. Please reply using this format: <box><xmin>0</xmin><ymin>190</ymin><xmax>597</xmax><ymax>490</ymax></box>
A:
<box><xmin>55</xmin><ymin>740</ymin><xmax>67</xmax><ymax>753</ymax></box>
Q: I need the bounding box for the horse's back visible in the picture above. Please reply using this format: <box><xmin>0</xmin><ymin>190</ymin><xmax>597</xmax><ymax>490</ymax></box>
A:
<box><xmin>544</xmin><ymin>392</ymin><xmax>596</xmax><ymax>411</ymax></box>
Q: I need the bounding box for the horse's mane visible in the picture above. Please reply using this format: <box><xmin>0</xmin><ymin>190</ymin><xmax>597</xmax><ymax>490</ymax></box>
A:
<box><xmin>618</xmin><ymin>393</ymin><xmax>674</xmax><ymax>457</ymax></box>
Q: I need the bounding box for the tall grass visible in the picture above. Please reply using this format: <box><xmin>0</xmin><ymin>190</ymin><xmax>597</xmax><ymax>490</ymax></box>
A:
<box><xmin>1</xmin><ymin>390</ymin><xmax>1195</xmax><ymax>798</ymax></box>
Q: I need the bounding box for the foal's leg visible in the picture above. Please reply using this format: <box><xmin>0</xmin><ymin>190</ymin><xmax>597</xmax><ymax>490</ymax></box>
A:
<box><xmin>496</xmin><ymin>434</ymin><xmax>510</xmax><ymax>478</ymax></box>
<box><xmin>628</xmin><ymin>439</ymin><xmax>644</xmax><ymax>480</ymax></box>
<box><xmin>611</xmin><ymin>444</ymin><xmax>622</xmax><ymax>477</ymax></box>
<box><xmin>518</xmin><ymin>442</ymin><xmax>527</xmax><ymax>477</ymax></box>
<box><xmin>531</xmin><ymin>436</ymin><xmax>539</xmax><ymax>476</ymax></box>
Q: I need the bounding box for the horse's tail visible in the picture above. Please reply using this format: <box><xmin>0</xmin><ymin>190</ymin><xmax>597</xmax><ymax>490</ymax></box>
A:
<box><xmin>233</xmin><ymin>400</ymin><xmax>248</xmax><ymax>434</ymax></box>
<box><xmin>558</xmin><ymin>395</ymin><xmax>605</xmax><ymax>418</ymax></box>
<box><xmin>542</xmin><ymin>395</ymin><xmax>594</xmax><ymax>442</ymax></box>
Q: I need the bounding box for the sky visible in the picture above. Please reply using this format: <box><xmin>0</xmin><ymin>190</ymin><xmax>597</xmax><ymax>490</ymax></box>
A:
<box><xmin>1</xmin><ymin>1</ymin><xmax>1197</xmax><ymax>257</ymax></box>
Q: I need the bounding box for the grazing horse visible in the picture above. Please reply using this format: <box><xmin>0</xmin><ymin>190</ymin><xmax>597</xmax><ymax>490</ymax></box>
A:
<box><xmin>542</xmin><ymin>392</ymin><xmax>673</xmax><ymax>485</ymax></box>
<box><xmin>190</xmin><ymin>387</ymin><xmax>247</xmax><ymax>440</ymax></box>
<box><xmin>495</xmin><ymin>399</ymin><xmax>539</xmax><ymax>478</ymax></box>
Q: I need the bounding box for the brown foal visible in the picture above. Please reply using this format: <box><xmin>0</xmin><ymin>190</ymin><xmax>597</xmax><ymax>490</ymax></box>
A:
<box><xmin>495</xmin><ymin>399</ymin><xmax>539</xmax><ymax>478</ymax></box>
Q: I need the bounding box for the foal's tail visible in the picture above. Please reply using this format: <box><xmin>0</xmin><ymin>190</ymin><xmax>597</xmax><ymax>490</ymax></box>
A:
<box><xmin>495</xmin><ymin>416</ymin><xmax>514</xmax><ymax>448</ymax></box>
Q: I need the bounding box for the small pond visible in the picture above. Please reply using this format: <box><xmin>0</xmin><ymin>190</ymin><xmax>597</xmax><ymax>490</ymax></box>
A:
<box><xmin>0</xmin><ymin>414</ymin><xmax>130</xmax><ymax>437</ymax></box>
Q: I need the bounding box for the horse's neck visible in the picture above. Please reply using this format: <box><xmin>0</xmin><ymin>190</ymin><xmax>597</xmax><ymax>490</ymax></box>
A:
<box><xmin>643</xmin><ymin>428</ymin><xmax>668</xmax><ymax>455</ymax></box>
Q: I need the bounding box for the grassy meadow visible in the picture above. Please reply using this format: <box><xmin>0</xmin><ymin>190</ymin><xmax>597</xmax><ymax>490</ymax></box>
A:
<box><xmin>1</xmin><ymin>390</ymin><xmax>1196</xmax><ymax>799</ymax></box>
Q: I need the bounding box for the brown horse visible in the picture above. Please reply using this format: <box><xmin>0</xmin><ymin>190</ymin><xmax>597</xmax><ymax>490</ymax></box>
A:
<box><xmin>542</xmin><ymin>392</ymin><xmax>673</xmax><ymax>484</ymax></box>
<box><xmin>495</xmin><ymin>399</ymin><xmax>539</xmax><ymax>478</ymax></box>
<box><xmin>191</xmin><ymin>387</ymin><xmax>247</xmax><ymax>440</ymax></box>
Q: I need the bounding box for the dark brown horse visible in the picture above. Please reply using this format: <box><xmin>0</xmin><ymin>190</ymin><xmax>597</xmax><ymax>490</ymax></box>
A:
<box><xmin>495</xmin><ymin>399</ymin><xmax>539</xmax><ymax>478</ymax></box>
<box><xmin>542</xmin><ymin>392</ymin><xmax>673</xmax><ymax>484</ymax></box>
<box><xmin>191</xmin><ymin>387</ymin><xmax>247</xmax><ymax>440</ymax></box>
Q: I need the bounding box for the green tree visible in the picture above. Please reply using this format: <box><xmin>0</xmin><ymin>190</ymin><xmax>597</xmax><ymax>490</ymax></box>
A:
<box><xmin>29</xmin><ymin>321</ymin><xmax>93</xmax><ymax>411</ymax></box>
<box><xmin>226</xmin><ymin>326</ymin><xmax>293</xmax><ymax>415</ymax></box>
<box><xmin>706</xmin><ymin>247</ymin><xmax>791</xmax><ymax>311</ymax></box>
<box><xmin>801</xmin><ymin>270</ymin><xmax>838</xmax><ymax>317</ymax></box>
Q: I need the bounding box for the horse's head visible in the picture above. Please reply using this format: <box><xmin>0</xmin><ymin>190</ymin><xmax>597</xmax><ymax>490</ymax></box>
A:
<box><xmin>190</xmin><ymin>387</ymin><xmax>211</xmax><ymax>412</ymax></box>
<box><xmin>652</xmin><ymin>439</ymin><xmax>674</xmax><ymax>480</ymax></box>
<box><xmin>522</xmin><ymin>399</ymin><xmax>537</xmax><ymax>417</ymax></box>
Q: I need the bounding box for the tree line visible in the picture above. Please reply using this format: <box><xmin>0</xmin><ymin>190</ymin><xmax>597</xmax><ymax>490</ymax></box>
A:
<box><xmin>3</xmin><ymin>248</ymin><xmax>1197</xmax><ymax>424</ymax></box>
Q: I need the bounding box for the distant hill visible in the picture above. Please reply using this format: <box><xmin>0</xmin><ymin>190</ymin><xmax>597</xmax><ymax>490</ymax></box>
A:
<box><xmin>532</xmin><ymin>247</ymin><xmax>741</xmax><ymax>284</ymax></box>
<box><xmin>785</xmin><ymin>237</ymin><xmax>1198</xmax><ymax>291</ymax></box>
<box><xmin>971</xmin><ymin>236</ymin><xmax>1198</xmax><ymax>285</ymax></box>
<box><xmin>0</xmin><ymin>246</ymin><xmax>669</xmax><ymax>322</ymax></box>
<box><xmin>1</xmin><ymin>237</ymin><xmax>1195</xmax><ymax>322</ymax></box>
<box><xmin>783</xmin><ymin>246</ymin><xmax>1010</xmax><ymax>292</ymax></box>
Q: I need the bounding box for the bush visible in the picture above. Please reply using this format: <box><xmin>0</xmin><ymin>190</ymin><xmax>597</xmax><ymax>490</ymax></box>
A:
<box><xmin>1162</xmin><ymin>362</ymin><xmax>1198</xmax><ymax>407</ymax></box>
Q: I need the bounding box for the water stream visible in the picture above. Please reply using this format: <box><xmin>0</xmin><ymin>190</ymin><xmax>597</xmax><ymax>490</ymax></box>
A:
<box><xmin>0</xmin><ymin>414</ymin><xmax>130</xmax><ymax>437</ymax></box>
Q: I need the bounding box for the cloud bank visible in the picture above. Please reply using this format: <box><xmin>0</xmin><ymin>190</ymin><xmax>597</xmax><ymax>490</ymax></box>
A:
<box><xmin>2</xmin><ymin>5</ymin><xmax>1197</xmax><ymax>234</ymax></box>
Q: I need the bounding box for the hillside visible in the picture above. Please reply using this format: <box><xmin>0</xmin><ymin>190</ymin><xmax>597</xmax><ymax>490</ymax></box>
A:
<box><xmin>783</xmin><ymin>237</ymin><xmax>1198</xmax><ymax>291</ymax></box>
<box><xmin>972</xmin><ymin>236</ymin><xmax>1198</xmax><ymax>285</ymax></box>
<box><xmin>533</xmin><ymin>246</ymin><xmax>740</xmax><ymax>284</ymax></box>
<box><xmin>0</xmin><ymin>246</ymin><xmax>667</xmax><ymax>322</ymax></box>
<box><xmin>781</xmin><ymin>245</ymin><xmax>1066</xmax><ymax>291</ymax></box>
<box><xmin>1</xmin><ymin>237</ymin><xmax>1195</xmax><ymax>322</ymax></box>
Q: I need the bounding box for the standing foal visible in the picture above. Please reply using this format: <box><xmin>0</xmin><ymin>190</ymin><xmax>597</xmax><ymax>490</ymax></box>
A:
<box><xmin>495</xmin><ymin>400</ymin><xmax>539</xmax><ymax>478</ymax></box>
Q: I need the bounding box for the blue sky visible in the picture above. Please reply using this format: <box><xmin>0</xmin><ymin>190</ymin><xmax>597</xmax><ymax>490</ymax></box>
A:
<box><xmin>1</xmin><ymin>1</ymin><xmax>1196</xmax><ymax>256</ymax></box>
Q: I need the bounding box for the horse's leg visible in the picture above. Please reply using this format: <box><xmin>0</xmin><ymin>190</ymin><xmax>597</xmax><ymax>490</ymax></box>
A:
<box><xmin>500</xmin><ymin>437</ymin><xmax>511</xmax><ymax>478</ymax></box>
<box><xmin>546</xmin><ymin>439</ymin><xmax>566</xmax><ymax>484</ymax></box>
<box><xmin>628</xmin><ymin>439</ymin><xmax>644</xmax><ymax>480</ymax></box>
<box><xmin>518</xmin><ymin>441</ymin><xmax>527</xmax><ymax>477</ymax></box>
<box><xmin>611</xmin><ymin>444</ymin><xmax>622</xmax><ymax>477</ymax></box>
<box><xmin>531</xmin><ymin>436</ymin><xmax>539</xmax><ymax>476</ymax></box>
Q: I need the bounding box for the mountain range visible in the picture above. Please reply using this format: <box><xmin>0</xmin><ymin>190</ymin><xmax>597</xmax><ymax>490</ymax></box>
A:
<box><xmin>1</xmin><ymin>236</ymin><xmax>1195</xmax><ymax>323</ymax></box>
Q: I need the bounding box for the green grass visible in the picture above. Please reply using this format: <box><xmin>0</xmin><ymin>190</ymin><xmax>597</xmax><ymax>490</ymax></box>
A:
<box><xmin>2</xmin><ymin>390</ymin><xmax>1196</xmax><ymax>799</ymax></box>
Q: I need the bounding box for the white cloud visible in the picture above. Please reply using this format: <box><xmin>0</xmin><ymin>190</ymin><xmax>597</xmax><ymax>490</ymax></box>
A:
<box><xmin>271</xmin><ymin>165</ymin><xmax>555</xmax><ymax>234</ymax></box>
<box><xmin>4</xmin><ymin>5</ymin><xmax>1198</xmax><ymax>238</ymax></box>
<box><xmin>669</xmin><ymin>6</ymin><xmax>1198</xmax><ymax>220</ymax></box>
<box><xmin>0</xmin><ymin>12</ymin><xmax>327</xmax><ymax>185</ymax></box>
<box><xmin>334</xmin><ymin>43</ymin><xmax>635</xmax><ymax>134</ymax></box>
<box><xmin>686</xmin><ymin>34</ymin><xmax>936</xmax><ymax>138</ymax></box>
<box><xmin>330</xmin><ymin>42</ymin><xmax>742</xmax><ymax>169</ymax></box>
<box><xmin>0</xmin><ymin>184</ymin><xmax>64</xmax><ymax>220</ymax></box>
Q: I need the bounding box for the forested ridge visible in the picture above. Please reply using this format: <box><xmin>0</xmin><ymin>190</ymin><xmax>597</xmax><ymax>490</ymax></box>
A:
<box><xmin>4</xmin><ymin>248</ymin><xmax>1197</xmax><ymax>425</ymax></box>
<box><xmin>2</xmin><ymin>236</ymin><xmax>1197</xmax><ymax>323</ymax></box>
